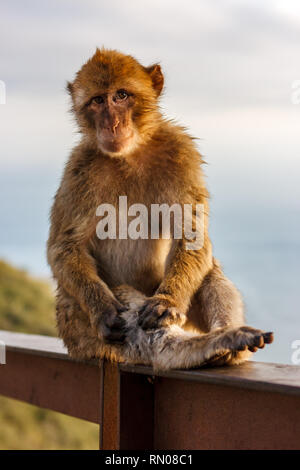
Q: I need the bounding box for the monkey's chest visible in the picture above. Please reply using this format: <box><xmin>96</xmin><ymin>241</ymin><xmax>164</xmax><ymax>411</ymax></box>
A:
<box><xmin>92</xmin><ymin>172</ymin><xmax>180</xmax><ymax>294</ymax></box>
<box><xmin>94</xmin><ymin>237</ymin><xmax>172</xmax><ymax>295</ymax></box>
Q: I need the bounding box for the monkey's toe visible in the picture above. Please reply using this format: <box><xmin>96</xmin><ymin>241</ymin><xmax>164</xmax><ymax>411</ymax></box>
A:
<box><xmin>253</xmin><ymin>334</ymin><xmax>264</xmax><ymax>348</ymax></box>
<box><xmin>263</xmin><ymin>332</ymin><xmax>274</xmax><ymax>344</ymax></box>
<box><xmin>244</xmin><ymin>329</ymin><xmax>274</xmax><ymax>353</ymax></box>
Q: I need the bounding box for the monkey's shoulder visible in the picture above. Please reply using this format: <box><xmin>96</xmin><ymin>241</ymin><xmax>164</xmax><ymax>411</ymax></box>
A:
<box><xmin>152</xmin><ymin>120</ymin><xmax>203</xmax><ymax>168</ymax></box>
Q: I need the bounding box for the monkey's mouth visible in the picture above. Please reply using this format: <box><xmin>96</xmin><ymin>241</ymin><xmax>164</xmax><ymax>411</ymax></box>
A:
<box><xmin>97</xmin><ymin>129</ymin><xmax>135</xmax><ymax>155</ymax></box>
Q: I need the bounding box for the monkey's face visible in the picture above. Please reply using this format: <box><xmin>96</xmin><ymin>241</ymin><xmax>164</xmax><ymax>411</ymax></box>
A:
<box><xmin>68</xmin><ymin>48</ymin><xmax>164</xmax><ymax>156</ymax></box>
<box><xmin>85</xmin><ymin>88</ymin><xmax>136</xmax><ymax>155</ymax></box>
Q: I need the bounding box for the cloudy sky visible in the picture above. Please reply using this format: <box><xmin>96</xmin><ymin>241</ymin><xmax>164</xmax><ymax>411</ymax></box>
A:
<box><xmin>1</xmin><ymin>0</ymin><xmax>299</xmax><ymax>205</ymax></box>
<box><xmin>0</xmin><ymin>0</ymin><xmax>299</xmax><ymax>362</ymax></box>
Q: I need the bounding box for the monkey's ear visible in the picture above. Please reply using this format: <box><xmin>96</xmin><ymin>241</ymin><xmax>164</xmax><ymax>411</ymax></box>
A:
<box><xmin>146</xmin><ymin>64</ymin><xmax>164</xmax><ymax>97</ymax></box>
<box><xmin>66</xmin><ymin>81</ymin><xmax>74</xmax><ymax>96</ymax></box>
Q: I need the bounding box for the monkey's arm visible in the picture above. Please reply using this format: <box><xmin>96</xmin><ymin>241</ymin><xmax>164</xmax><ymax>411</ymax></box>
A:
<box><xmin>139</xmin><ymin>195</ymin><xmax>213</xmax><ymax>329</ymax></box>
<box><xmin>47</xmin><ymin>186</ymin><xmax>125</xmax><ymax>342</ymax></box>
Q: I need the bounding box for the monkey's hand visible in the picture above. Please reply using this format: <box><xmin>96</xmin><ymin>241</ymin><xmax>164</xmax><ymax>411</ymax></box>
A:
<box><xmin>93</xmin><ymin>298</ymin><xmax>127</xmax><ymax>344</ymax></box>
<box><xmin>138</xmin><ymin>295</ymin><xmax>186</xmax><ymax>330</ymax></box>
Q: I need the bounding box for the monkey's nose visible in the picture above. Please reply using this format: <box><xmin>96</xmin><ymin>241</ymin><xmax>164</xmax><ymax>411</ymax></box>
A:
<box><xmin>112</xmin><ymin>120</ymin><xmax>120</xmax><ymax>135</ymax></box>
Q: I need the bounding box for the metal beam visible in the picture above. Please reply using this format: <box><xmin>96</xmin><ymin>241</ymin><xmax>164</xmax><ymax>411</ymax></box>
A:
<box><xmin>1</xmin><ymin>330</ymin><xmax>300</xmax><ymax>449</ymax></box>
<box><xmin>0</xmin><ymin>350</ymin><xmax>101</xmax><ymax>424</ymax></box>
<box><xmin>153</xmin><ymin>377</ymin><xmax>300</xmax><ymax>449</ymax></box>
<box><xmin>100</xmin><ymin>361</ymin><xmax>154</xmax><ymax>450</ymax></box>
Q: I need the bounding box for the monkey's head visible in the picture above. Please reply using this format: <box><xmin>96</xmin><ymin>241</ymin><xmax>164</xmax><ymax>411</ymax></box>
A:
<box><xmin>68</xmin><ymin>48</ymin><xmax>164</xmax><ymax>156</ymax></box>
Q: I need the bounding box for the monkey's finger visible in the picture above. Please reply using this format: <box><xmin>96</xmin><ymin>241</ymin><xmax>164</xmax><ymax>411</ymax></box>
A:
<box><xmin>104</xmin><ymin>329</ymin><xmax>126</xmax><ymax>343</ymax></box>
<box><xmin>138</xmin><ymin>304</ymin><xmax>148</xmax><ymax>315</ymax></box>
<box><xmin>137</xmin><ymin>308</ymin><xmax>148</xmax><ymax>325</ymax></box>
<box><xmin>117</xmin><ymin>304</ymin><xmax>127</xmax><ymax>314</ymax></box>
<box><xmin>138</xmin><ymin>306</ymin><xmax>154</xmax><ymax>326</ymax></box>
<box><xmin>157</xmin><ymin>308</ymin><xmax>185</xmax><ymax>327</ymax></box>
<box><xmin>140</xmin><ymin>312</ymin><xmax>161</xmax><ymax>330</ymax></box>
<box><xmin>105</xmin><ymin>307</ymin><xmax>126</xmax><ymax>328</ymax></box>
<box><xmin>111</xmin><ymin>316</ymin><xmax>126</xmax><ymax>329</ymax></box>
<box><xmin>141</xmin><ymin>308</ymin><xmax>172</xmax><ymax>330</ymax></box>
<box><xmin>158</xmin><ymin>308</ymin><xmax>173</xmax><ymax>323</ymax></box>
<box><xmin>140</xmin><ymin>317</ymin><xmax>157</xmax><ymax>330</ymax></box>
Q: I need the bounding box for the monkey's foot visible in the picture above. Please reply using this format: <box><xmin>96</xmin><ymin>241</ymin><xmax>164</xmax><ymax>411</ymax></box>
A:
<box><xmin>215</xmin><ymin>326</ymin><xmax>274</xmax><ymax>356</ymax></box>
<box><xmin>201</xmin><ymin>327</ymin><xmax>273</xmax><ymax>368</ymax></box>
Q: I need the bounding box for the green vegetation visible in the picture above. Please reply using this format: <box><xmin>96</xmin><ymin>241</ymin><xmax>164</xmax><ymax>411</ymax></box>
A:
<box><xmin>0</xmin><ymin>259</ymin><xmax>98</xmax><ymax>450</ymax></box>
<box><xmin>0</xmin><ymin>260</ymin><xmax>56</xmax><ymax>335</ymax></box>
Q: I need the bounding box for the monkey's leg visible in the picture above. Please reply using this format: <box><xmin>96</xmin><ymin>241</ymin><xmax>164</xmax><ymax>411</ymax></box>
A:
<box><xmin>184</xmin><ymin>258</ymin><xmax>270</xmax><ymax>366</ymax></box>
<box><xmin>108</xmin><ymin>286</ymin><xmax>271</xmax><ymax>370</ymax></box>
<box><xmin>109</xmin><ymin>285</ymin><xmax>273</xmax><ymax>370</ymax></box>
<box><xmin>56</xmin><ymin>283</ymin><xmax>273</xmax><ymax>371</ymax></box>
<box><xmin>186</xmin><ymin>258</ymin><xmax>244</xmax><ymax>331</ymax></box>
<box><xmin>151</xmin><ymin>325</ymin><xmax>273</xmax><ymax>371</ymax></box>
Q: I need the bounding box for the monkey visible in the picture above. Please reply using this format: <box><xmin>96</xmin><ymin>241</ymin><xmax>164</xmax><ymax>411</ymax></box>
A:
<box><xmin>47</xmin><ymin>48</ymin><xmax>273</xmax><ymax>371</ymax></box>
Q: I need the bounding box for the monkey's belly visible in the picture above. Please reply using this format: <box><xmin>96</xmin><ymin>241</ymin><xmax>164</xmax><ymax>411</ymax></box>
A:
<box><xmin>95</xmin><ymin>238</ymin><xmax>172</xmax><ymax>296</ymax></box>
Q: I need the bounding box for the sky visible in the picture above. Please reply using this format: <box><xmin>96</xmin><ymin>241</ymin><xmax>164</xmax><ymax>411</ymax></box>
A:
<box><xmin>0</xmin><ymin>0</ymin><xmax>299</xmax><ymax>363</ymax></box>
<box><xmin>1</xmin><ymin>0</ymin><xmax>299</xmax><ymax>209</ymax></box>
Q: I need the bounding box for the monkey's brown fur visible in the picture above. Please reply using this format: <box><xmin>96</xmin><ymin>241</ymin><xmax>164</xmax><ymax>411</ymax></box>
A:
<box><xmin>47</xmin><ymin>49</ymin><xmax>273</xmax><ymax>370</ymax></box>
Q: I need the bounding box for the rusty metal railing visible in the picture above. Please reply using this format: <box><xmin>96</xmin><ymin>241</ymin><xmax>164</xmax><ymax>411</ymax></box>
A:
<box><xmin>0</xmin><ymin>329</ymin><xmax>300</xmax><ymax>449</ymax></box>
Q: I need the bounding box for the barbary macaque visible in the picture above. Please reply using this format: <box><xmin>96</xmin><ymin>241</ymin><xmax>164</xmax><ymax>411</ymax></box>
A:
<box><xmin>47</xmin><ymin>48</ymin><xmax>273</xmax><ymax>370</ymax></box>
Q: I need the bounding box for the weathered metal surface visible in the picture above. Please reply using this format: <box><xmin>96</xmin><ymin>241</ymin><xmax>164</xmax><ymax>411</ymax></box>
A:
<box><xmin>119</xmin><ymin>369</ymin><xmax>154</xmax><ymax>449</ymax></box>
<box><xmin>120</xmin><ymin>361</ymin><xmax>300</xmax><ymax>396</ymax></box>
<box><xmin>0</xmin><ymin>330</ymin><xmax>68</xmax><ymax>360</ymax></box>
<box><xmin>1</xmin><ymin>330</ymin><xmax>300</xmax><ymax>450</ymax></box>
<box><xmin>100</xmin><ymin>360</ymin><xmax>120</xmax><ymax>449</ymax></box>
<box><xmin>100</xmin><ymin>361</ymin><xmax>154</xmax><ymax>450</ymax></box>
<box><xmin>0</xmin><ymin>350</ymin><xmax>101</xmax><ymax>424</ymax></box>
<box><xmin>154</xmin><ymin>377</ymin><xmax>300</xmax><ymax>449</ymax></box>
<box><xmin>2</xmin><ymin>330</ymin><xmax>300</xmax><ymax>396</ymax></box>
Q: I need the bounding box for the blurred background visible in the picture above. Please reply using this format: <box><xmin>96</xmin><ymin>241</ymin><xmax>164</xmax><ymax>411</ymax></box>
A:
<box><xmin>0</xmin><ymin>0</ymin><xmax>299</xmax><ymax>449</ymax></box>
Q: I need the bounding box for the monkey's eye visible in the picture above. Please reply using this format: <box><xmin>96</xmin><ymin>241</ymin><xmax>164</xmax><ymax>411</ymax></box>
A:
<box><xmin>116</xmin><ymin>89</ymin><xmax>128</xmax><ymax>100</ymax></box>
<box><xmin>92</xmin><ymin>96</ymin><xmax>104</xmax><ymax>105</ymax></box>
